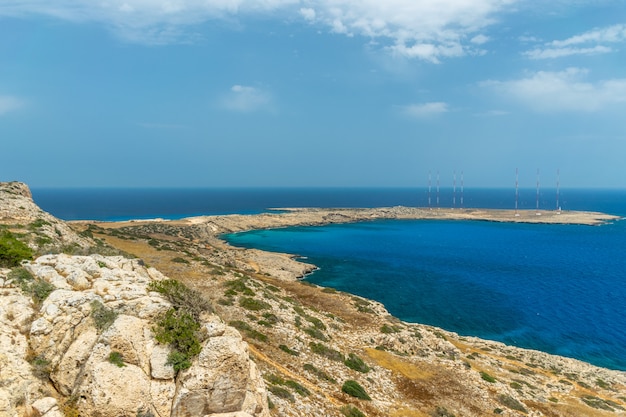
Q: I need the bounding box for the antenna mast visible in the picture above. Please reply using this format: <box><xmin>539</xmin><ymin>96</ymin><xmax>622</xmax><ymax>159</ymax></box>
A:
<box><xmin>436</xmin><ymin>171</ymin><xmax>440</xmax><ymax>209</ymax></box>
<box><xmin>556</xmin><ymin>168</ymin><xmax>561</xmax><ymax>213</ymax></box>
<box><xmin>460</xmin><ymin>171</ymin><xmax>464</xmax><ymax>208</ymax></box>
<box><xmin>515</xmin><ymin>168</ymin><xmax>519</xmax><ymax>215</ymax></box>
<box><xmin>428</xmin><ymin>171</ymin><xmax>432</xmax><ymax>209</ymax></box>
<box><xmin>536</xmin><ymin>168</ymin><xmax>540</xmax><ymax>214</ymax></box>
<box><xmin>453</xmin><ymin>170</ymin><xmax>457</xmax><ymax>209</ymax></box>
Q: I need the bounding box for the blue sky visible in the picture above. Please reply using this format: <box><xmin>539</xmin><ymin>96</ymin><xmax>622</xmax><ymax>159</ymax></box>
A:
<box><xmin>1</xmin><ymin>0</ymin><xmax>625</xmax><ymax>188</ymax></box>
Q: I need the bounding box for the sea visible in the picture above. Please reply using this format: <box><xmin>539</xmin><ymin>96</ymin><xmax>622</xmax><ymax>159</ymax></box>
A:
<box><xmin>32</xmin><ymin>187</ymin><xmax>626</xmax><ymax>371</ymax></box>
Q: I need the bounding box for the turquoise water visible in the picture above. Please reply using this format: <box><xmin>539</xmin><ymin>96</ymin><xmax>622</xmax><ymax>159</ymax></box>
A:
<box><xmin>226</xmin><ymin>219</ymin><xmax>626</xmax><ymax>371</ymax></box>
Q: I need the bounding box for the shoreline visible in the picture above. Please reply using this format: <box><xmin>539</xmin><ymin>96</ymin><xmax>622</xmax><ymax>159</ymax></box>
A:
<box><xmin>88</xmin><ymin>206</ymin><xmax>625</xmax><ymax>371</ymax></box>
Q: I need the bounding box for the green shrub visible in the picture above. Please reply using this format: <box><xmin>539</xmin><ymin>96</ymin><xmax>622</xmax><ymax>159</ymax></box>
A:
<box><xmin>30</xmin><ymin>279</ymin><xmax>55</xmax><ymax>304</ymax></box>
<box><xmin>8</xmin><ymin>267</ymin><xmax>34</xmax><ymax>290</ymax></box>
<box><xmin>310</xmin><ymin>342</ymin><xmax>344</xmax><ymax>362</ymax></box>
<box><xmin>148</xmin><ymin>279</ymin><xmax>212</xmax><ymax>317</ymax></box>
<box><xmin>340</xmin><ymin>405</ymin><xmax>366</xmax><ymax>417</ymax></box>
<box><xmin>108</xmin><ymin>351</ymin><xmax>126</xmax><ymax>367</ymax></box>
<box><xmin>224</xmin><ymin>278</ymin><xmax>255</xmax><ymax>296</ymax></box>
<box><xmin>268</xmin><ymin>385</ymin><xmax>294</xmax><ymax>402</ymax></box>
<box><xmin>341</xmin><ymin>380</ymin><xmax>371</xmax><ymax>400</ymax></box>
<box><xmin>380</xmin><ymin>324</ymin><xmax>400</xmax><ymax>334</ymax></box>
<box><xmin>0</xmin><ymin>231</ymin><xmax>33</xmax><ymax>267</ymax></box>
<box><xmin>91</xmin><ymin>300</ymin><xmax>118</xmax><ymax>332</ymax></box>
<box><xmin>430</xmin><ymin>406</ymin><xmax>456</xmax><ymax>417</ymax></box>
<box><xmin>344</xmin><ymin>353</ymin><xmax>370</xmax><ymax>373</ymax></box>
<box><xmin>171</xmin><ymin>257</ymin><xmax>189</xmax><ymax>264</ymax></box>
<box><xmin>284</xmin><ymin>380</ymin><xmax>310</xmax><ymax>397</ymax></box>
<box><xmin>239</xmin><ymin>297</ymin><xmax>270</xmax><ymax>311</ymax></box>
<box><xmin>303</xmin><ymin>363</ymin><xmax>336</xmax><ymax>383</ymax></box>
<box><xmin>279</xmin><ymin>344</ymin><xmax>300</xmax><ymax>356</ymax></box>
<box><xmin>497</xmin><ymin>394</ymin><xmax>527</xmax><ymax>413</ymax></box>
<box><xmin>304</xmin><ymin>326</ymin><xmax>328</xmax><ymax>341</ymax></box>
<box><xmin>480</xmin><ymin>371</ymin><xmax>496</xmax><ymax>383</ymax></box>
<box><xmin>153</xmin><ymin>308</ymin><xmax>202</xmax><ymax>371</ymax></box>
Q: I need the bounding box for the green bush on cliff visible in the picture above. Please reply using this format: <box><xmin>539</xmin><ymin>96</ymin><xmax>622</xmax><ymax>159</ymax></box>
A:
<box><xmin>341</xmin><ymin>380</ymin><xmax>371</xmax><ymax>400</ymax></box>
<box><xmin>344</xmin><ymin>353</ymin><xmax>370</xmax><ymax>373</ymax></box>
<box><xmin>153</xmin><ymin>308</ymin><xmax>202</xmax><ymax>371</ymax></box>
<box><xmin>0</xmin><ymin>231</ymin><xmax>33</xmax><ymax>267</ymax></box>
<box><xmin>148</xmin><ymin>279</ymin><xmax>213</xmax><ymax>317</ymax></box>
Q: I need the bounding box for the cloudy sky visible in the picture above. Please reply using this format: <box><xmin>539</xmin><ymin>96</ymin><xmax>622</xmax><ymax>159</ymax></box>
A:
<box><xmin>1</xmin><ymin>0</ymin><xmax>625</xmax><ymax>188</ymax></box>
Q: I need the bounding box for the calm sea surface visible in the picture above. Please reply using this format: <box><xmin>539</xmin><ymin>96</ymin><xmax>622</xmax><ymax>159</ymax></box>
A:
<box><xmin>32</xmin><ymin>188</ymin><xmax>626</xmax><ymax>370</ymax></box>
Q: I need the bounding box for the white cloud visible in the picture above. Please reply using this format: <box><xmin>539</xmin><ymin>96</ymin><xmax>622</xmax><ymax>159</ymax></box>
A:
<box><xmin>471</xmin><ymin>34</ymin><xmax>490</xmax><ymax>45</ymax></box>
<box><xmin>400</xmin><ymin>102</ymin><xmax>449</xmax><ymax>118</ymax></box>
<box><xmin>220</xmin><ymin>85</ymin><xmax>273</xmax><ymax>112</ymax></box>
<box><xmin>0</xmin><ymin>0</ymin><xmax>517</xmax><ymax>61</ymax></box>
<box><xmin>0</xmin><ymin>95</ymin><xmax>24</xmax><ymax>115</ymax></box>
<box><xmin>524</xmin><ymin>23</ymin><xmax>626</xmax><ymax>59</ymax></box>
<box><xmin>481</xmin><ymin>68</ymin><xmax>626</xmax><ymax>112</ymax></box>
<box><xmin>299</xmin><ymin>7</ymin><xmax>315</xmax><ymax>22</ymax></box>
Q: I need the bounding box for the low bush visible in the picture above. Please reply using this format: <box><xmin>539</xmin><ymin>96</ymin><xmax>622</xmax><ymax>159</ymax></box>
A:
<box><xmin>340</xmin><ymin>405</ymin><xmax>366</xmax><ymax>417</ymax></box>
<box><xmin>153</xmin><ymin>308</ymin><xmax>202</xmax><ymax>371</ymax></box>
<box><xmin>239</xmin><ymin>297</ymin><xmax>271</xmax><ymax>311</ymax></box>
<box><xmin>341</xmin><ymin>380</ymin><xmax>371</xmax><ymax>400</ymax></box>
<box><xmin>148</xmin><ymin>279</ymin><xmax>212</xmax><ymax>317</ymax></box>
<box><xmin>0</xmin><ymin>231</ymin><xmax>33</xmax><ymax>267</ymax></box>
<box><xmin>303</xmin><ymin>363</ymin><xmax>336</xmax><ymax>384</ymax></box>
<box><xmin>310</xmin><ymin>342</ymin><xmax>344</xmax><ymax>362</ymax></box>
<box><xmin>480</xmin><ymin>371</ymin><xmax>497</xmax><ymax>383</ymax></box>
<box><xmin>344</xmin><ymin>353</ymin><xmax>370</xmax><ymax>373</ymax></box>
<box><xmin>279</xmin><ymin>344</ymin><xmax>300</xmax><ymax>356</ymax></box>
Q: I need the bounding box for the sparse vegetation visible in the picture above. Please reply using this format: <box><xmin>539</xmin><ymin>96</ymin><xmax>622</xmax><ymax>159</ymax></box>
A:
<box><xmin>380</xmin><ymin>324</ymin><xmax>401</xmax><ymax>334</ymax></box>
<box><xmin>108</xmin><ymin>351</ymin><xmax>126</xmax><ymax>367</ymax></box>
<box><xmin>303</xmin><ymin>363</ymin><xmax>336</xmax><ymax>383</ymax></box>
<box><xmin>91</xmin><ymin>300</ymin><xmax>118</xmax><ymax>332</ymax></box>
<box><xmin>430</xmin><ymin>406</ymin><xmax>456</xmax><ymax>417</ymax></box>
<box><xmin>341</xmin><ymin>380</ymin><xmax>371</xmax><ymax>400</ymax></box>
<box><xmin>497</xmin><ymin>394</ymin><xmax>527</xmax><ymax>413</ymax></box>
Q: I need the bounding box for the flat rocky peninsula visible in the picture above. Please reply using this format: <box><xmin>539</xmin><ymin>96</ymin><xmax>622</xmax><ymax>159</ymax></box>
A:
<box><xmin>163</xmin><ymin>206</ymin><xmax>620</xmax><ymax>234</ymax></box>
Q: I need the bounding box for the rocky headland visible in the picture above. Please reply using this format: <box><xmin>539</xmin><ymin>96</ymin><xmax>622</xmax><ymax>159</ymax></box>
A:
<box><xmin>1</xmin><ymin>181</ymin><xmax>624</xmax><ymax>417</ymax></box>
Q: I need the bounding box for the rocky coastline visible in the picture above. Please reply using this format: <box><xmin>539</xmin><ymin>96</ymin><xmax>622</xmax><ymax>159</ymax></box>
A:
<box><xmin>1</xmin><ymin>181</ymin><xmax>625</xmax><ymax>417</ymax></box>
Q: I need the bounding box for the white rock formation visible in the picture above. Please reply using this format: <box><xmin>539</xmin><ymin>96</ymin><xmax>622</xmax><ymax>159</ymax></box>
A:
<box><xmin>0</xmin><ymin>254</ymin><xmax>269</xmax><ymax>417</ymax></box>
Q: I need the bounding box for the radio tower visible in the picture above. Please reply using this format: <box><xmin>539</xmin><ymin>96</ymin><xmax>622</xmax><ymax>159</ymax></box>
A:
<box><xmin>460</xmin><ymin>171</ymin><xmax>464</xmax><ymax>208</ymax></box>
<box><xmin>428</xmin><ymin>171</ymin><xmax>432</xmax><ymax>209</ymax></box>
<box><xmin>556</xmin><ymin>168</ymin><xmax>561</xmax><ymax>213</ymax></box>
<box><xmin>515</xmin><ymin>168</ymin><xmax>519</xmax><ymax>216</ymax></box>
<box><xmin>536</xmin><ymin>169</ymin><xmax>540</xmax><ymax>215</ymax></box>
<box><xmin>453</xmin><ymin>170</ymin><xmax>457</xmax><ymax>209</ymax></box>
<box><xmin>436</xmin><ymin>171</ymin><xmax>440</xmax><ymax>208</ymax></box>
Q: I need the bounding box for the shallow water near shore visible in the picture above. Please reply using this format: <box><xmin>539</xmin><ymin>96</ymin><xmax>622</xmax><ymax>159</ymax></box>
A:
<box><xmin>227</xmin><ymin>219</ymin><xmax>626</xmax><ymax>371</ymax></box>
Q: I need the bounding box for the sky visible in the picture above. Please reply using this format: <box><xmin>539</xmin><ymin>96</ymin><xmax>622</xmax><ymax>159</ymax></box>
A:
<box><xmin>1</xmin><ymin>0</ymin><xmax>625</xmax><ymax>189</ymax></box>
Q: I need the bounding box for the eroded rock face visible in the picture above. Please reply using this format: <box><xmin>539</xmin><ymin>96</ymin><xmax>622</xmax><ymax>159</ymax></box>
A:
<box><xmin>0</xmin><ymin>254</ymin><xmax>268</xmax><ymax>417</ymax></box>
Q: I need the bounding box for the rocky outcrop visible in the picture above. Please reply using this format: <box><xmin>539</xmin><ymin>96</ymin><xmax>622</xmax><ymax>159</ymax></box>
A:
<box><xmin>0</xmin><ymin>254</ymin><xmax>269</xmax><ymax>417</ymax></box>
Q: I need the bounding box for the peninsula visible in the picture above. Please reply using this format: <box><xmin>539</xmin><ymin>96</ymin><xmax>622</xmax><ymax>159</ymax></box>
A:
<box><xmin>1</xmin><ymin>182</ymin><xmax>624</xmax><ymax>417</ymax></box>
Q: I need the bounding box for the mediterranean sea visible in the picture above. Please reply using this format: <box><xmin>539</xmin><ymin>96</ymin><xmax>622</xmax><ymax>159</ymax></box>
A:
<box><xmin>32</xmin><ymin>187</ymin><xmax>626</xmax><ymax>371</ymax></box>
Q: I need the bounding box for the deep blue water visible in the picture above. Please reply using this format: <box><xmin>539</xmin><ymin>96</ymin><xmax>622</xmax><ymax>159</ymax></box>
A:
<box><xmin>31</xmin><ymin>187</ymin><xmax>626</xmax><ymax>370</ymax></box>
